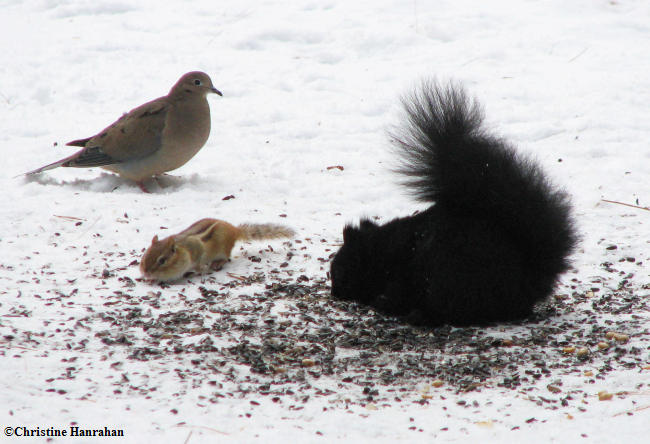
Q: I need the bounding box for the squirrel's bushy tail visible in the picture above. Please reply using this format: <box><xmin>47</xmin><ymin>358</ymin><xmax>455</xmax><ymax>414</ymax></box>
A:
<box><xmin>392</xmin><ymin>81</ymin><xmax>576</xmax><ymax>279</ymax></box>
<box><xmin>238</xmin><ymin>224</ymin><xmax>295</xmax><ymax>241</ymax></box>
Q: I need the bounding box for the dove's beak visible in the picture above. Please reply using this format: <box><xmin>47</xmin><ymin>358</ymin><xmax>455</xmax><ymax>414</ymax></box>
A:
<box><xmin>211</xmin><ymin>87</ymin><xmax>223</xmax><ymax>96</ymax></box>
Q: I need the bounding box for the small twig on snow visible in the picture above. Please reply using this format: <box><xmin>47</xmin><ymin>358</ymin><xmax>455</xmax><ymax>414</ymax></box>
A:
<box><xmin>601</xmin><ymin>199</ymin><xmax>650</xmax><ymax>212</ymax></box>
<box><xmin>54</xmin><ymin>215</ymin><xmax>86</xmax><ymax>221</ymax></box>
<box><xmin>227</xmin><ymin>272</ymin><xmax>247</xmax><ymax>281</ymax></box>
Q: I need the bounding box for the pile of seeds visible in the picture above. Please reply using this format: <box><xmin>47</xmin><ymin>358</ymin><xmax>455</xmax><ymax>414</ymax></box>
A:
<box><xmin>2</xmin><ymin>238</ymin><xmax>648</xmax><ymax>415</ymax></box>
<box><xmin>88</xmin><ymin>246</ymin><xmax>649</xmax><ymax>410</ymax></box>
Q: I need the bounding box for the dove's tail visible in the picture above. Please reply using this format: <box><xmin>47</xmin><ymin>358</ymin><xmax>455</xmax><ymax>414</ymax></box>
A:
<box><xmin>24</xmin><ymin>155</ymin><xmax>75</xmax><ymax>176</ymax></box>
<box><xmin>24</xmin><ymin>146</ymin><xmax>115</xmax><ymax>176</ymax></box>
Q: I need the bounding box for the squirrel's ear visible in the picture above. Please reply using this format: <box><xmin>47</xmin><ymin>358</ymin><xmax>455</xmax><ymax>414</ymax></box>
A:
<box><xmin>151</xmin><ymin>235</ymin><xmax>159</xmax><ymax>244</ymax></box>
<box><xmin>342</xmin><ymin>225</ymin><xmax>359</xmax><ymax>243</ymax></box>
<box><xmin>359</xmin><ymin>219</ymin><xmax>377</xmax><ymax>230</ymax></box>
<box><xmin>343</xmin><ymin>218</ymin><xmax>377</xmax><ymax>243</ymax></box>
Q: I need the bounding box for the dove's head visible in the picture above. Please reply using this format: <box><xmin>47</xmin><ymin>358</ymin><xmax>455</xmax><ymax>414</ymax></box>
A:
<box><xmin>171</xmin><ymin>71</ymin><xmax>222</xmax><ymax>97</ymax></box>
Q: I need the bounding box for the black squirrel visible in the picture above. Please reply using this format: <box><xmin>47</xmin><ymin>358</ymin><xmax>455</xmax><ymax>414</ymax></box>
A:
<box><xmin>330</xmin><ymin>81</ymin><xmax>577</xmax><ymax>326</ymax></box>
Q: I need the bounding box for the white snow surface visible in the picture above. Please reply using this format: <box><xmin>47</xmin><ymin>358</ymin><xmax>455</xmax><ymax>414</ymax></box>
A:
<box><xmin>1</xmin><ymin>0</ymin><xmax>649</xmax><ymax>442</ymax></box>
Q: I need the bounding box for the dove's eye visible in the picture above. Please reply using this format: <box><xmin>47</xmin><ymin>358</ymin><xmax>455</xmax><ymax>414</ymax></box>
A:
<box><xmin>193</xmin><ymin>79</ymin><xmax>202</xmax><ymax>86</ymax></box>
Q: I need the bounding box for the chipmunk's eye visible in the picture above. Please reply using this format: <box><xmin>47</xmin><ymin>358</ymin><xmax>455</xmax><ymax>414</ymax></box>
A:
<box><xmin>158</xmin><ymin>257</ymin><xmax>167</xmax><ymax>265</ymax></box>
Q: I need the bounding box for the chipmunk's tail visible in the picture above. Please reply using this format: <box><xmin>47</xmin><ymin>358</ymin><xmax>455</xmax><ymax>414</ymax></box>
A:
<box><xmin>237</xmin><ymin>224</ymin><xmax>295</xmax><ymax>241</ymax></box>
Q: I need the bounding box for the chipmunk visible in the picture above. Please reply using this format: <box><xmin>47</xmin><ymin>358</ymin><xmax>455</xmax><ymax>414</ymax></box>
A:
<box><xmin>140</xmin><ymin>218</ymin><xmax>295</xmax><ymax>281</ymax></box>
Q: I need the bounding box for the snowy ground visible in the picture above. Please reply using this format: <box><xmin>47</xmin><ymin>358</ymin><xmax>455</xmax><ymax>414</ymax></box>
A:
<box><xmin>1</xmin><ymin>0</ymin><xmax>649</xmax><ymax>442</ymax></box>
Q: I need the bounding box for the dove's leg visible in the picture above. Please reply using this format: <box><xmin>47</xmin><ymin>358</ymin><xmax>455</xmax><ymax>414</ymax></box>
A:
<box><xmin>136</xmin><ymin>181</ymin><xmax>151</xmax><ymax>193</ymax></box>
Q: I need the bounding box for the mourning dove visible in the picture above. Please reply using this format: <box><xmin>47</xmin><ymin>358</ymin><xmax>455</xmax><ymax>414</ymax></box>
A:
<box><xmin>25</xmin><ymin>71</ymin><xmax>222</xmax><ymax>192</ymax></box>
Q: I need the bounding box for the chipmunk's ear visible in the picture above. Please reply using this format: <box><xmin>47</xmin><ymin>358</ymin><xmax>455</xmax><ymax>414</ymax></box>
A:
<box><xmin>151</xmin><ymin>235</ymin><xmax>159</xmax><ymax>244</ymax></box>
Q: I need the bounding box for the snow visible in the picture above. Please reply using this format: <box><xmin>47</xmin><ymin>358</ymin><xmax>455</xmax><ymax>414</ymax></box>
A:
<box><xmin>1</xmin><ymin>0</ymin><xmax>649</xmax><ymax>442</ymax></box>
